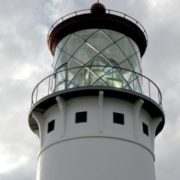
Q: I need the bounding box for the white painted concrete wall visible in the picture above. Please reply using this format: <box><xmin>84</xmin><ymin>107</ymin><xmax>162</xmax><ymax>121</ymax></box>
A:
<box><xmin>33</xmin><ymin>93</ymin><xmax>160</xmax><ymax>180</ymax></box>
<box><xmin>37</xmin><ymin>138</ymin><xmax>155</xmax><ymax>180</ymax></box>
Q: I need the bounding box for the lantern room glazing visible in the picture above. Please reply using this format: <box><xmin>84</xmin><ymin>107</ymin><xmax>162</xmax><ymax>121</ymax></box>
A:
<box><xmin>53</xmin><ymin>29</ymin><xmax>142</xmax><ymax>92</ymax></box>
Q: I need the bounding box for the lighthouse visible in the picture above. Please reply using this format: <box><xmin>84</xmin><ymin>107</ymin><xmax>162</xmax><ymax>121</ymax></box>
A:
<box><xmin>28</xmin><ymin>2</ymin><xmax>165</xmax><ymax>180</ymax></box>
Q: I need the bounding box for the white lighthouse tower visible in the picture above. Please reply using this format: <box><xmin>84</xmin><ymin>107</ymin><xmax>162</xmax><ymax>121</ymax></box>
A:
<box><xmin>28</xmin><ymin>2</ymin><xmax>165</xmax><ymax>180</ymax></box>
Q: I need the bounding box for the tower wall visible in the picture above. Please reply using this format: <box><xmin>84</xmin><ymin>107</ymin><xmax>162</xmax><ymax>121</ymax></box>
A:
<box><xmin>37</xmin><ymin>138</ymin><xmax>155</xmax><ymax>180</ymax></box>
<box><xmin>33</xmin><ymin>93</ymin><xmax>160</xmax><ymax>180</ymax></box>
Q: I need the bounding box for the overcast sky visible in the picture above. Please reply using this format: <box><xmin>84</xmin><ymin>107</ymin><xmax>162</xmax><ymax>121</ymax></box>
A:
<box><xmin>0</xmin><ymin>0</ymin><xmax>179</xmax><ymax>179</ymax></box>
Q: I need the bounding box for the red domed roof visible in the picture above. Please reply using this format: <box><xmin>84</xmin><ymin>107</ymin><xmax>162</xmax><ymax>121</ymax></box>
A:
<box><xmin>91</xmin><ymin>2</ymin><xmax>106</xmax><ymax>14</ymax></box>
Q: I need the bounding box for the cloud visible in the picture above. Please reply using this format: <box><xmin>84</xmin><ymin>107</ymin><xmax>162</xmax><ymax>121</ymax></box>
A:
<box><xmin>0</xmin><ymin>145</ymin><xmax>28</xmax><ymax>174</ymax></box>
<box><xmin>0</xmin><ymin>0</ymin><xmax>179</xmax><ymax>180</ymax></box>
<box><xmin>0</xmin><ymin>0</ymin><xmax>51</xmax><ymax>179</ymax></box>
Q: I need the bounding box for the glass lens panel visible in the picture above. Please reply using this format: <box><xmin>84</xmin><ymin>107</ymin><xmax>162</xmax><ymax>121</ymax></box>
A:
<box><xmin>101</xmin><ymin>44</ymin><xmax>126</xmax><ymax>65</ymax></box>
<box><xmin>75</xmin><ymin>29</ymin><xmax>97</xmax><ymax>40</ymax></box>
<box><xmin>55</xmin><ymin>52</ymin><xmax>70</xmax><ymax>69</ymax></box>
<box><xmin>128</xmin><ymin>55</ymin><xmax>141</xmax><ymax>73</ymax></box>
<box><xmin>68</xmin><ymin>66</ymin><xmax>82</xmax><ymax>82</ymax></box>
<box><xmin>122</xmin><ymin>70</ymin><xmax>133</xmax><ymax>82</ymax></box>
<box><xmin>119</xmin><ymin>60</ymin><xmax>132</xmax><ymax>71</ymax></box>
<box><xmin>103</xmin><ymin>29</ymin><xmax>125</xmax><ymax>41</ymax></box>
<box><xmin>88</xmin><ymin>55</ymin><xmax>110</xmax><ymax>66</ymax></box>
<box><xmin>68</xmin><ymin>58</ymin><xmax>82</xmax><ymax>68</ymax></box>
<box><xmin>87</xmin><ymin>30</ymin><xmax>113</xmax><ymax>51</ymax></box>
<box><xmin>73</xmin><ymin>43</ymin><xmax>97</xmax><ymax>64</ymax></box>
<box><xmin>116</xmin><ymin>36</ymin><xmax>135</xmax><ymax>57</ymax></box>
<box><xmin>63</xmin><ymin>34</ymin><xmax>84</xmax><ymax>55</ymax></box>
<box><xmin>69</xmin><ymin>68</ymin><xmax>88</xmax><ymax>87</ymax></box>
<box><xmin>90</xmin><ymin>66</ymin><xmax>107</xmax><ymax>85</ymax></box>
<box><xmin>129</xmin><ymin>38</ymin><xmax>139</xmax><ymax>54</ymax></box>
<box><xmin>55</xmin><ymin>71</ymin><xmax>65</xmax><ymax>84</ymax></box>
<box><xmin>53</xmin><ymin>47</ymin><xmax>61</xmax><ymax>67</ymax></box>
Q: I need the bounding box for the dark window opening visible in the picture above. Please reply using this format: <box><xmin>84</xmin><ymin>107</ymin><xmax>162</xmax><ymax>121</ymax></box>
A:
<box><xmin>47</xmin><ymin>120</ymin><xmax>55</xmax><ymax>133</ymax></box>
<box><xmin>142</xmin><ymin>123</ymin><xmax>149</xmax><ymax>136</ymax></box>
<box><xmin>76</xmin><ymin>111</ymin><xmax>87</xmax><ymax>123</ymax></box>
<box><xmin>113</xmin><ymin>112</ymin><xmax>124</xmax><ymax>125</ymax></box>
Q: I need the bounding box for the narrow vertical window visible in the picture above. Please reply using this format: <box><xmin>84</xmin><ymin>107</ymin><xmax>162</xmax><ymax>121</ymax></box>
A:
<box><xmin>113</xmin><ymin>112</ymin><xmax>124</xmax><ymax>125</ymax></box>
<box><xmin>75</xmin><ymin>111</ymin><xmax>87</xmax><ymax>123</ymax></box>
<box><xmin>142</xmin><ymin>122</ymin><xmax>149</xmax><ymax>136</ymax></box>
<box><xmin>47</xmin><ymin>120</ymin><xmax>55</xmax><ymax>133</ymax></box>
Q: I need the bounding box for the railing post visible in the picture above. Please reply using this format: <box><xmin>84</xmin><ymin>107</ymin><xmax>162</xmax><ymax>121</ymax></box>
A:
<box><xmin>48</xmin><ymin>76</ymin><xmax>51</xmax><ymax>95</ymax></box>
<box><xmin>31</xmin><ymin>95</ymin><xmax>34</xmax><ymax>108</ymax></box>
<box><xmin>52</xmin><ymin>75</ymin><xmax>55</xmax><ymax>92</ymax></box>
<box><xmin>65</xmin><ymin>67</ymin><xmax>68</xmax><ymax>90</ymax></box>
<box><xmin>36</xmin><ymin>86</ymin><xmax>39</xmax><ymax>104</ymax></box>
<box><xmin>148</xmin><ymin>80</ymin><xmax>151</xmax><ymax>98</ymax></box>
<box><xmin>112</xmin><ymin>67</ymin><xmax>114</xmax><ymax>86</ymax></box>
<box><xmin>133</xmin><ymin>72</ymin><xmax>135</xmax><ymax>91</ymax></box>
<box><xmin>159</xmin><ymin>92</ymin><xmax>162</xmax><ymax>106</ymax></box>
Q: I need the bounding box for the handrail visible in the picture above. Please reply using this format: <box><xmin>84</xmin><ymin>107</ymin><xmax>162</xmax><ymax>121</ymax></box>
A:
<box><xmin>31</xmin><ymin>66</ymin><xmax>162</xmax><ymax>107</ymax></box>
<box><xmin>47</xmin><ymin>9</ymin><xmax>148</xmax><ymax>44</ymax></box>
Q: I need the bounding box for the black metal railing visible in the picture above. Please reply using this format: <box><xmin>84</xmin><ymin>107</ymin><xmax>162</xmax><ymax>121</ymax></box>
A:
<box><xmin>48</xmin><ymin>9</ymin><xmax>148</xmax><ymax>44</ymax></box>
<box><xmin>31</xmin><ymin>66</ymin><xmax>162</xmax><ymax>107</ymax></box>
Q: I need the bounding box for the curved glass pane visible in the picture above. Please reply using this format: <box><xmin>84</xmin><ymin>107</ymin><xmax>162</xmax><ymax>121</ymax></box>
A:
<box><xmin>53</xmin><ymin>29</ymin><xmax>142</xmax><ymax>91</ymax></box>
<box><xmin>87</xmin><ymin>30</ymin><xmax>113</xmax><ymax>51</ymax></box>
